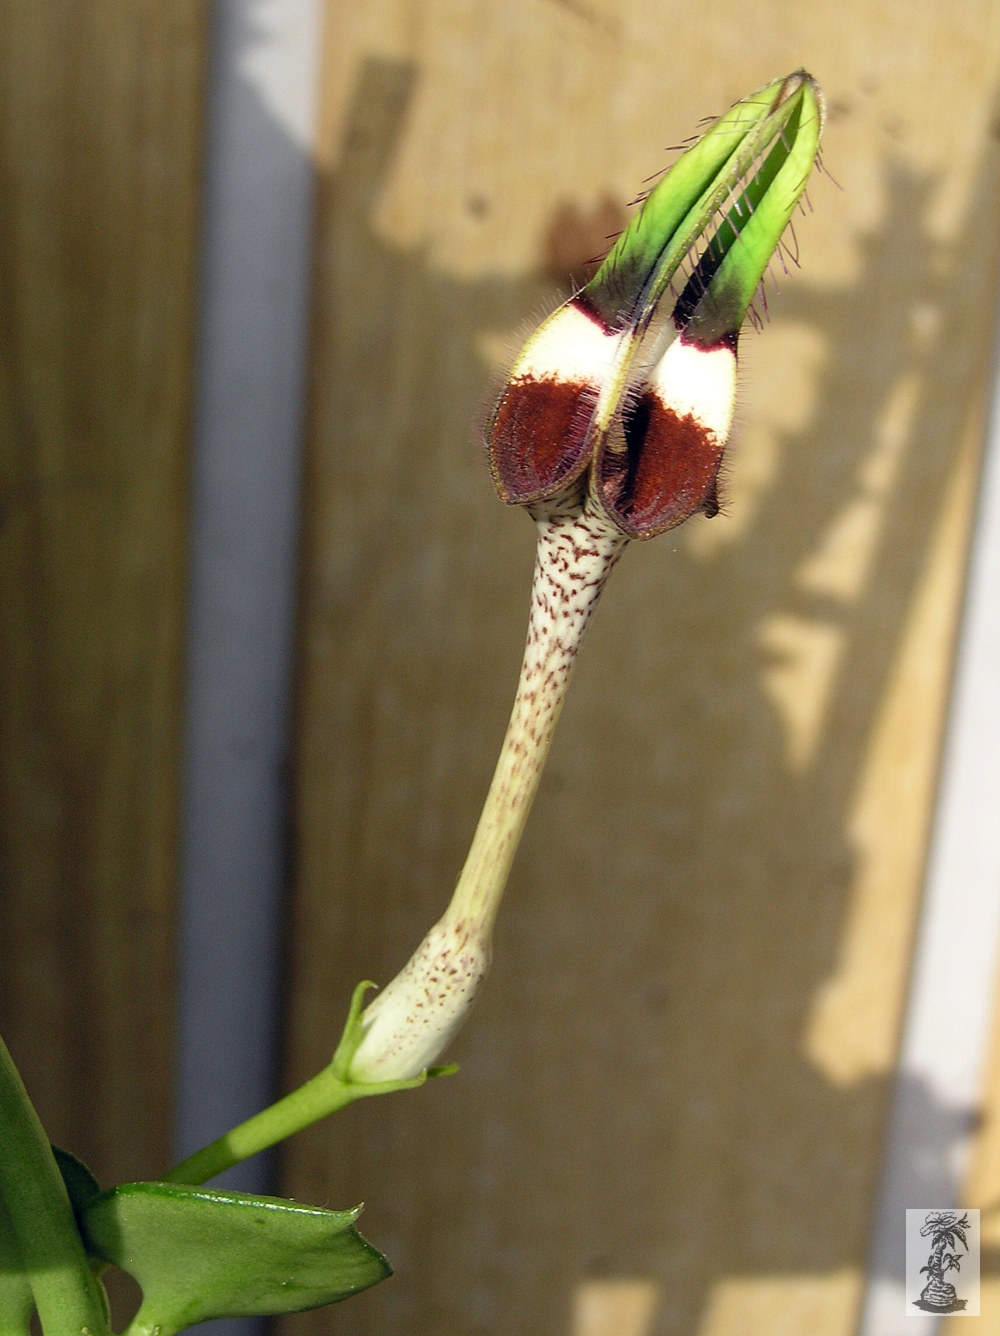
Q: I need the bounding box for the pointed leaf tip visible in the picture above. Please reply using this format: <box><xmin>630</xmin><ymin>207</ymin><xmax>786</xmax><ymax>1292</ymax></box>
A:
<box><xmin>80</xmin><ymin>1182</ymin><xmax>390</xmax><ymax>1334</ymax></box>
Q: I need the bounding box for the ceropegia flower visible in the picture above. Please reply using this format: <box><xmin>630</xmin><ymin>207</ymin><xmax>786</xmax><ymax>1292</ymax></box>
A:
<box><xmin>489</xmin><ymin>68</ymin><xmax>824</xmax><ymax>537</ymax></box>
<box><xmin>346</xmin><ymin>71</ymin><xmax>824</xmax><ymax>1084</ymax></box>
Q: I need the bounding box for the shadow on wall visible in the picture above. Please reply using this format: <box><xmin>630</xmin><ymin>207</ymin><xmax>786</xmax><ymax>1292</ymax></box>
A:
<box><xmin>253</xmin><ymin>53</ymin><xmax>1000</xmax><ymax>1336</ymax></box>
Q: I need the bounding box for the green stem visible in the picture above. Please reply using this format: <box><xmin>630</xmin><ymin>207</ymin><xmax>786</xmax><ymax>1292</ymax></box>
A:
<box><xmin>0</xmin><ymin>1034</ymin><xmax>109</xmax><ymax>1336</ymax></box>
<box><xmin>162</xmin><ymin>1067</ymin><xmax>354</xmax><ymax>1185</ymax></box>
<box><xmin>163</xmin><ymin>987</ymin><xmax>428</xmax><ymax>1185</ymax></box>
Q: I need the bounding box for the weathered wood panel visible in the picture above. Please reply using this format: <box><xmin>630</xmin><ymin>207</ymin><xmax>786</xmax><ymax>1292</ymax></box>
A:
<box><xmin>0</xmin><ymin>3</ymin><xmax>205</xmax><ymax>1185</ymax></box>
<box><xmin>283</xmin><ymin>4</ymin><xmax>1000</xmax><ymax>1335</ymax></box>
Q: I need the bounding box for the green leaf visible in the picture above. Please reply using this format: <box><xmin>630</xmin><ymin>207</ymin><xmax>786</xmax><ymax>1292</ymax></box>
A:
<box><xmin>0</xmin><ymin>1187</ymin><xmax>112</xmax><ymax>1336</ymax></box>
<box><xmin>0</xmin><ymin>1037</ymin><xmax>111</xmax><ymax>1336</ymax></box>
<box><xmin>79</xmin><ymin>1182</ymin><xmax>391</xmax><ymax>1336</ymax></box>
<box><xmin>0</xmin><ymin>1193</ymin><xmax>35</xmax><ymax>1336</ymax></box>
<box><xmin>51</xmin><ymin>1145</ymin><xmax>101</xmax><ymax>1213</ymax></box>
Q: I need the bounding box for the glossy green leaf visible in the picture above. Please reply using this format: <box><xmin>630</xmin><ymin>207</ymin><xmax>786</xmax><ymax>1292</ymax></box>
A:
<box><xmin>79</xmin><ymin>1182</ymin><xmax>390</xmax><ymax>1336</ymax></box>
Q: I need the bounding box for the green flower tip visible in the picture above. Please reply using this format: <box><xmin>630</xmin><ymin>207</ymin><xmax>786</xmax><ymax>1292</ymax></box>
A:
<box><xmin>585</xmin><ymin>68</ymin><xmax>824</xmax><ymax>344</ymax></box>
<box><xmin>487</xmin><ymin>70</ymin><xmax>825</xmax><ymax>538</ymax></box>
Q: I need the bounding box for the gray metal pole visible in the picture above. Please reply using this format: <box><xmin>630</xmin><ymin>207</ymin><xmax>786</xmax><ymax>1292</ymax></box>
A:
<box><xmin>173</xmin><ymin>0</ymin><xmax>322</xmax><ymax>1302</ymax></box>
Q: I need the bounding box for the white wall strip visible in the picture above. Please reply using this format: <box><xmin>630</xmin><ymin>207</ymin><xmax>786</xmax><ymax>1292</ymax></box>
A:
<box><xmin>174</xmin><ymin>0</ymin><xmax>323</xmax><ymax>1204</ymax></box>
<box><xmin>856</xmin><ymin>333</ymin><xmax>1000</xmax><ymax>1332</ymax></box>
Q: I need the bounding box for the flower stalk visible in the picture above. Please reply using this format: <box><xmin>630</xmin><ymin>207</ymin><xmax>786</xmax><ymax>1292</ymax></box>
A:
<box><xmin>348</xmin><ymin>489</ymin><xmax>626</xmax><ymax>1081</ymax></box>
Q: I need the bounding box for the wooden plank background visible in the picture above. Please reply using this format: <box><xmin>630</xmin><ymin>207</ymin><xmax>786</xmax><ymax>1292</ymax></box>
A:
<box><xmin>3</xmin><ymin>4</ymin><xmax>1000</xmax><ymax>1336</ymax></box>
<box><xmin>0</xmin><ymin>3</ymin><xmax>205</xmax><ymax>1185</ymax></box>
<box><xmin>282</xmin><ymin>4</ymin><xmax>1000</xmax><ymax>1336</ymax></box>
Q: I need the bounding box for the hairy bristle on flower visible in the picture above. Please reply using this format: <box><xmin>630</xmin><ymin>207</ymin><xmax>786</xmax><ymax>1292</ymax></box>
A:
<box><xmin>583</xmin><ymin>70</ymin><xmax>823</xmax><ymax>345</ymax></box>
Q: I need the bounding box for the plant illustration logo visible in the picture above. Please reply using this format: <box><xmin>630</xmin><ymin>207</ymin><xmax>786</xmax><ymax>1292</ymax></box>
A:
<box><xmin>905</xmin><ymin>1209</ymin><xmax>981</xmax><ymax>1316</ymax></box>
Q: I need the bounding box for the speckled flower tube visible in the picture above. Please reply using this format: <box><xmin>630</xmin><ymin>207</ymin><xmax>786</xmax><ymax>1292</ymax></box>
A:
<box><xmin>347</xmin><ymin>70</ymin><xmax>824</xmax><ymax>1084</ymax></box>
